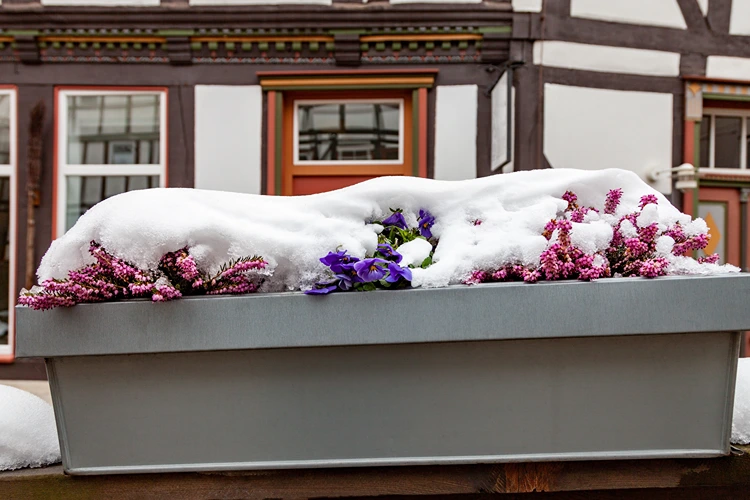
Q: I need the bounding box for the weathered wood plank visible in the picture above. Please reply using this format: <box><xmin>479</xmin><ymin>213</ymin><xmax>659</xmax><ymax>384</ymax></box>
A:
<box><xmin>2</xmin><ymin>446</ymin><xmax>750</xmax><ymax>499</ymax></box>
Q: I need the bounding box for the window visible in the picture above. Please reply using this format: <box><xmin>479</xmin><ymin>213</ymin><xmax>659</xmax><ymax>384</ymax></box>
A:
<box><xmin>0</xmin><ymin>88</ymin><xmax>16</xmax><ymax>359</ymax></box>
<box><xmin>294</xmin><ymin>100</ymin><xmax>403</xmax><ymax>164</ymax></box>
<box><xmin>56</xmin><ymin>89</ymin><xmax>166</xmax><ymax>236</ymax></box>
<box><xmin>699</xmin><ymin>109</ymin><xmax>750</xmax><ymax>171</ymax></box>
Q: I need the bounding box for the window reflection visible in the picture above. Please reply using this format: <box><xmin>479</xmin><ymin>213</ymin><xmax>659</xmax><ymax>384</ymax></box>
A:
<box><xmin>297</xmin><ymin>102</ymin><xmax>400</xmax><ymax>162</ymax></box>
<box><xmin>714</xmin><ymin>116</ymin><xmax>742</xmax><ymax>169</ymax></box>
<box><xmin>67</xmin><ymin>95</ymin><xmax>160</xmax><ymax>165</ymax></box>
<box><xmin>0</xmin><ymin>177</ymin><xmax>10</xmax><ymax>345</ymax></box>
<box><xmin>0</xmin><ymin>95</ymin><xmax>9</xmax><ymax>166</ymax></box>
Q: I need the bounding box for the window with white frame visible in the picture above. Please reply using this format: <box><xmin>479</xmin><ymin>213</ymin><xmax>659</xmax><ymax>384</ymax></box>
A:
<box><xmin>57</xmin><ymin>89</ymin><xmax>166</xmax><ymax>236</ymax></box>
<box><xmin>294</xmin><ymin>99</ymin><xmax>403</xmax><ymax>164</ymax></box>
<box><xmin>0</xmin><ymin>89</ymin><xmax>16</xmax><ymax>356</ymax></box>
<box><xmin>699</xmin><ymin>109</ymin><xmax>750</xmax><ymax>171</ymax></box>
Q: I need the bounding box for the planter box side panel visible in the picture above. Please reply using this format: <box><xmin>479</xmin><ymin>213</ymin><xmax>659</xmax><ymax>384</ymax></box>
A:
<box><xmin>48</xmin><ymin>331</ymin><xmax>739</xmax><ymax>474</ymax></box>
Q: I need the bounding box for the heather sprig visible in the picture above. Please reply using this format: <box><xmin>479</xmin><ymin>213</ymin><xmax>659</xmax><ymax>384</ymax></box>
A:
<box><xmin>19</xmin><ymin>242</ymin><xmax>268</xmax><ymax>310</ymax></box>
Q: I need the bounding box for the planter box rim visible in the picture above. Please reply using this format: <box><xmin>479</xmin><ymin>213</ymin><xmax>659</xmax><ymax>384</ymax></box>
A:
<box><xmin>16</xmin><ymin>273</ymin><xmax>750</xmax><ymax>358</ymax></box>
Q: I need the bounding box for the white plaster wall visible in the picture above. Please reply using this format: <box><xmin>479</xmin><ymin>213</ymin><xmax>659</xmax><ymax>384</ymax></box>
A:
<box><xmin>729</xmin><ymin>0</ymin><xmax>750</xmax><ymax>35</ymax></box>
<box><xmin>706</xmin><ymin>56</ymin><xmax>750</xmax><ymax>81</ymax></box>
<box><xmin>434</xmin><ymin>85</ymin><xmax>477</xmax><ymax>181</ymax></box>
<box><xmin>697</xmin><ymin>0</ymin><xmax>709</xmax><ymax>16</ymax></box>
<box><xmin>570</xmin><ymin>0</ymin><xmax>687</xmax><ymax>29</ymax></box>
<box><xmin>194</xmin><ymin>85</ymin><xmax>263</xmax><ymax>195</ymax></box>
<box><xmin>190</xmin><ymin>0</ymin><xmax>331</xmax><ymax>4</ymax></box>
<box><xmin>491</xmin><ymin>72</ymin><xmax>515</xmax><ymax>172</ymax></box>
<box><xmin>511</xmin><ymin>0</ymin><xmax>542</xmax><ymax>12</ymax></box>
<box><xmin>543</xmin><ymin>84</ymin><xmax>674</xmax><ymax>194</ymax></box>
<box><xmin>41</xmin><ymin>0</ymin><xmax>159</xmax><ymax>4</ymax></box>
<box><xmin>533</xmin><ymin>41</ymin><xmax>680</xmax><ymax>77</ymax></box>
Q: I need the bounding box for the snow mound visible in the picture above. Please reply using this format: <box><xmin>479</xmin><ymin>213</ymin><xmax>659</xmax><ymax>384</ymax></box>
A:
<box><xmin>0</xmin><ymin>385</ymin><xmax>60</xmax><ymax>471</ymax></box>
<box><xmin>38</xmin><ymin>168</ymin><xmax>736</xmax><ymax>291</ymax></box>
<box><xmin>733</xmin><ymin>358</ymin><xmax>750</xmax><ymax>445</ymax></box>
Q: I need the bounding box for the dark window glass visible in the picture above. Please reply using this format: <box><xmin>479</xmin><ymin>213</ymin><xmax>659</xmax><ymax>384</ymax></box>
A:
<box><xmin>0</xmin><ymin>177</ymin><xmax>10</xmax><ymax>345</ymax></box>
<box><xmin>0</xmin><ymin>95</ymin><xmax>9</xmax><ymax>165</ymax></box>
<box><xmin>65</xmin><ymin>175</ymin><xmax>159</xmax><ymax>230</ymax></box>
<box><xmin>67</xmin><ymin>95</ymin><xmax>160</xmax><ymax>165</ymax></box>
<box><xmin>747</xmin><ymin>118</ymin><xmax>750</xmax><ymax>169</ymax></box>
<box><xmin>699</xmin><ymin>115</ymin><xmax>710</xmax><ymax>168</ymax></box>
<box><xmin>714</xmin><ymin>116</ymin><xmax>742</xmax><ymax>168</ymax></box>
<box><xmin>297</xmin><ymin>102</ymin><xmax>400</xmax><ymax>162</ymax></box>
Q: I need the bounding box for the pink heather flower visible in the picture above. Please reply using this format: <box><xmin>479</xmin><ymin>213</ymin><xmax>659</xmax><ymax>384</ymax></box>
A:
<box><xmin>473</xmin><ymin>219</ymin><xmax>482</xmax><ymax>226</ymax></box>
<box><xmin>464</xmin><ymin>270</ymin><xmax>487</xmax><ymax>285</ymax></box>
<box><xmin>562</xmin><ymin>191</ymin><xmax>578</xmax><ymax>210</ymax></box>
<box><xmin>570</xmin><ymin>208</ymin><xmax>587</xmax><ymax>223</ymax></box>
<box><xmin>672</xmin><ymin>234</ymin><xmax>710</xmax><ymax>256</ymax></box>
<box><xmin>624</xmin><ymin>237</ymin><xmax>649</xmax><ymax>256</ymax></box>
<box><xmin>698</xmin><ymin>254</ymin><xmax>720</xmax><ymax>264</ymax></box>
<box><xmin>664</xmin><ymin>223</ymin><xmax>686</xmax><ymax>242</ymax></box>
<box><xmin>604</xmin><ymin>189</ymin><xmax>623</xmax><ymax>215</ymax></box>
<box><xmin>639</xmin><ymin>258</ymin><xmax>669</xmax><ymax>278</ymax></box>
<box><xmin>639</xmin><ymin>194</ymin><xmax>659</xmax><ymax>209</ymax></box>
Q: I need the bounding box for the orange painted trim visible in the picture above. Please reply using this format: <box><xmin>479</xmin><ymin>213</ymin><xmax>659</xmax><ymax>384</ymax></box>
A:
<box><xmin>257</xmin><ymin>69</ymin><xmax>439</xmax><ymax>78</ymax></box>
<box><xmin>0</xmin><ymin>36</ymin><xmax>13</xmax><ymax>44</ymax></box>
<box><xmin>684</xmin><ymin>75</ymin><xmax>750</xmax><ymax>85</ymax></box>
<box><xmin>40</xmin><ymin>36</ymin><xmax>165</xmax><ymax>44</ymax></box>
<box><xmin>699</xmin><ymin>187</ymin><xmax>742</xmax><ymax>266</ymax></box>
<box><xmin>361</xmin><ymin>34</ymin><xmax>482</xmax><ymax>42</ymax></box>
<box><xmin>52</xmin><ymin>86</ymin><xmax>169</xmax><ymax>240</ymax></box>
<box><xmin>192</xmin><ymin>36</ymin><xmax>333</xmax><ymax>43</ymax></box>
<box><xmin>261</xmin><ymin>77</ymin><xmax>435</xmax><ymax>88</ymax></box>
<box><xmin>683</xmin><ymin>120</ymin><xmax>694</xmax><ymax>166</ymax></box>
<box><xmin>418</xmin><ymin>87</ymin><xmax>428</xmax><ymax>178</ymax></box>
<box><xmin>683</xmin><ymin>190</ymin><xmax>694</xmax><ymax>218</ymax></box>
<box><xmin>266</xmin><ymin>91</ymin><xmax>276</xmax><ymax>196</ymax></box>
<box><xmin>294</xmin><ymin>165</ymin><xmax>407</xmax><ymax>176</ymax></box>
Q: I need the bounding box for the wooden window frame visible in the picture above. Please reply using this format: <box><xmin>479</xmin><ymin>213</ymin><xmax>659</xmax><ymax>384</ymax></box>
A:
<box><xmin>260</xmin><ymin>69</ymin><xmax>435</xmax><ymax>196</ymax></box>
<box><xmin>0</xmin><ymin>86</ymin><xmax>17</xmax><ymax>363</ymax></box>
<box><xmin>53</xmin><ymin>87</ymin><xmax>168</xmax><ymax>239</ymax></box>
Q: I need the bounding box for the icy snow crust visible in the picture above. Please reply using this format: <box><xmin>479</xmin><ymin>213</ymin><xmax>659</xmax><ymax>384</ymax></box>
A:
<box><xmin>38</xmin><ymin>168</ymin><xmax>736</xmax><ymax>290</ymax></box>
<box><xmin>0</xmin><ymin>385</ymin><xmax>60</xmax><ymax>471</ymax></box>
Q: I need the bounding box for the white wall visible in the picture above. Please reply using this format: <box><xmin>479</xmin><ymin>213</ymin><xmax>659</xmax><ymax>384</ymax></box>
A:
<box><xmin>706</xmin><ymin>56</ymin><xmax>750</xmax><ymax>81</ymax></box>
<box><xmin>570</xmin><ymin>0</ymin><xmax>687</xmax><ymax>29</ymax></box>
<box><xmin>511</xmin><ymin>0</ymin><xmax>542</xmax><ymax>12</ymax></box>
<box><xmin>533</xmin><ymin>42</ymin><xmax>681</xmax><ymax>77</ymax></box>
<box><xmin>729</xmin><ymin>0</ymin><xmax>750</xmax><ymax>36</ymax></box>
<box><xmin>194</xmin><ymin>85</ymin><xmax>263</xmax><ymax>195</ymax></box>
<box><xmin>697</xmin><ymin>0</ymin><xmax>708</xmax><ymax>16</ymax></box>
<box><xmin>434</xmin><ymin>85</ymin><xmax>478</xmax><ymax>181</ymax></box>
<box><xmin>544</xmin><ymin>84</ymin><xmax>674</xmax><ymax>194</ymax></box>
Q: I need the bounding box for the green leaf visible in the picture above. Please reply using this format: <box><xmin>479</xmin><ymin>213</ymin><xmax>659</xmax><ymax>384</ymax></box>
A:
<box><xmin>421</xmin><ymin>256</ymin><xmax>433</xmax><ymax>269</ymax></box>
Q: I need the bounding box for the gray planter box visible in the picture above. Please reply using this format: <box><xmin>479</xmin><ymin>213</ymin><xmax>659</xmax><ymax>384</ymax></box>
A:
<box><xmin>16</xmin><ymin>274</ymin><xmax>750</xmax><ymax>475</ymax></box>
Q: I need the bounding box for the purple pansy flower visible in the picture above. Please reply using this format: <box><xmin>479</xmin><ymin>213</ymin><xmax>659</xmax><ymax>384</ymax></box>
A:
<box><xmin>335</xmin><ymin>273</ymin><xmax>355</xmax><ymax>290</ymax></box>
<box><xmin>305</xmin><ymin>283</ymin><xmax>338</xmax><ymax>295</ymax></box>
<box><xmin>353</xmin><ymin>258</ymin><xmax>388</xmax><ymax>282</ymax></box>
<box><xmin>418</xmin><ymin>209</ymin><xmax>435</xmax><ymax>239</ymax></box>
<box><xmin>385</xmin><ymin>263</ymin><xmax>413</xmax><ymax>283</ymax></box>
<box><xmin>321</xmin><ymin>250</ymin><xmax>360</xmax><ymax>273</ymax></box>
<box><xmin>382</xmin><ymin>211</ymin><xmax>407</xmax><ymax>230</ymax></box>
<box><xmin>377</xmin><ymin>243</ymin><xmax>403</xmax><ymax>263</ymax></box>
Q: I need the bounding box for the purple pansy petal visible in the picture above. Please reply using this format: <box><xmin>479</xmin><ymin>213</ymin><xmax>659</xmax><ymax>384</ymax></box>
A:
<box><xmin>382</xmin><ymin>212</ymin><xmax>407</xmax><ymax>230</ymax></box>
<box><xmin>354</xmin><ymin>258</ymin><xmax>388</xmax><ymax>282</ymax></box>
<box><xmin>305</xmin><ymin>285</ymin><xmax>338</xmax><ymax>295</ymax></box>
<box><xmin>377</xmin><ymin>243</ymin><xmax>403</xmax><ymax>263</ymax></box>
<box><xmin>385</xmin><ymin>263</ymin><xmax>413</xmax><ymax>283</ymax></box>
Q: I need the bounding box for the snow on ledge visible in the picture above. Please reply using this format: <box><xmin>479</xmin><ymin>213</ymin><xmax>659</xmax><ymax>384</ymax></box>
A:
<box><xmin>0</xmin><ymin>385</ymin><xmax>60</xmax><ymax>471</ymax></box>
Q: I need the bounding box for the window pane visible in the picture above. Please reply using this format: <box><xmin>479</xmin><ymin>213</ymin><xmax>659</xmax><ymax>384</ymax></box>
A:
<box><xmin>0</xmin><ymin>95</ymin><xmax>9</xmax><ymax>165</ymax></box>
<box><xmin>297</xmin><ymin>102</ymin><xmax>400</xmax><ymax>162</ymax></box>
<box><xmin>747</xmin><ymin>118</ymin><xmax>750</xmax><ymax>170</ymax></box>
<box><xmin>714</xmin><ymin>116</ymin><xmax>742</xmax><ymax>168</ymax></box>
<box><xmin>67</xmin><ymin>94</ymin><xmax>161</xmax><ymax>165</ymax></box>
<box><xmin>0</xmin><ymin>177</ymin><xmax>10</xmax><ymax>345</ymax></box>
<box><xmin>699</xmin><ymin>115</ymin><xmax>710</xmax><ymax>168</ymax></box>
<box><xmin>66</xmin><ymin>175</ymin><xmax>159</xmax><ymax>230</ymax></box>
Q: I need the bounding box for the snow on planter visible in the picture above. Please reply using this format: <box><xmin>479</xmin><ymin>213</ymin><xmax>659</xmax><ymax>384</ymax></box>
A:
<box><xmin>733</xmin><ymin>358</ymin><xmax>750</xmax><ymax>445</ymax></box>
<box><xmin>0</xmin><ymin>385</ymin><xmax>60</xmax><ymax>471</ymax></box>
<box><xmin>20</xmin><ymin>168</ymin><xmax>737</xmax><ymax>309</ymax></box>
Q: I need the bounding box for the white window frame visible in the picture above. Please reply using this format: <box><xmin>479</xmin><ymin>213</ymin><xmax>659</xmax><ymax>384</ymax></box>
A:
<box><xmin>0</xmin><ymin>88</ymin><xmax>17</xmax><ymax>361</ymax></box>
<box><xmin>701</xmin><ymin>108</ymin><xmax>750</xmax><ymax>175</ymax></box>
<box><xmin>56</xmin><ymin>89</ymin><xmax>167</xmax><ymax>238</ymax></box>
<box><xmin>293</xmin><ymin>98</ymin><xmax>405</xmax><ymax>166</ymax></box>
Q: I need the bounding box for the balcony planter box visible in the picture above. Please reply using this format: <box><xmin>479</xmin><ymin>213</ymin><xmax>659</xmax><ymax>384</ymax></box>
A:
<box><xmin>16</xmin><ymin>274</ymin><xmax>750</xmax><ymax>475</ymax></box>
